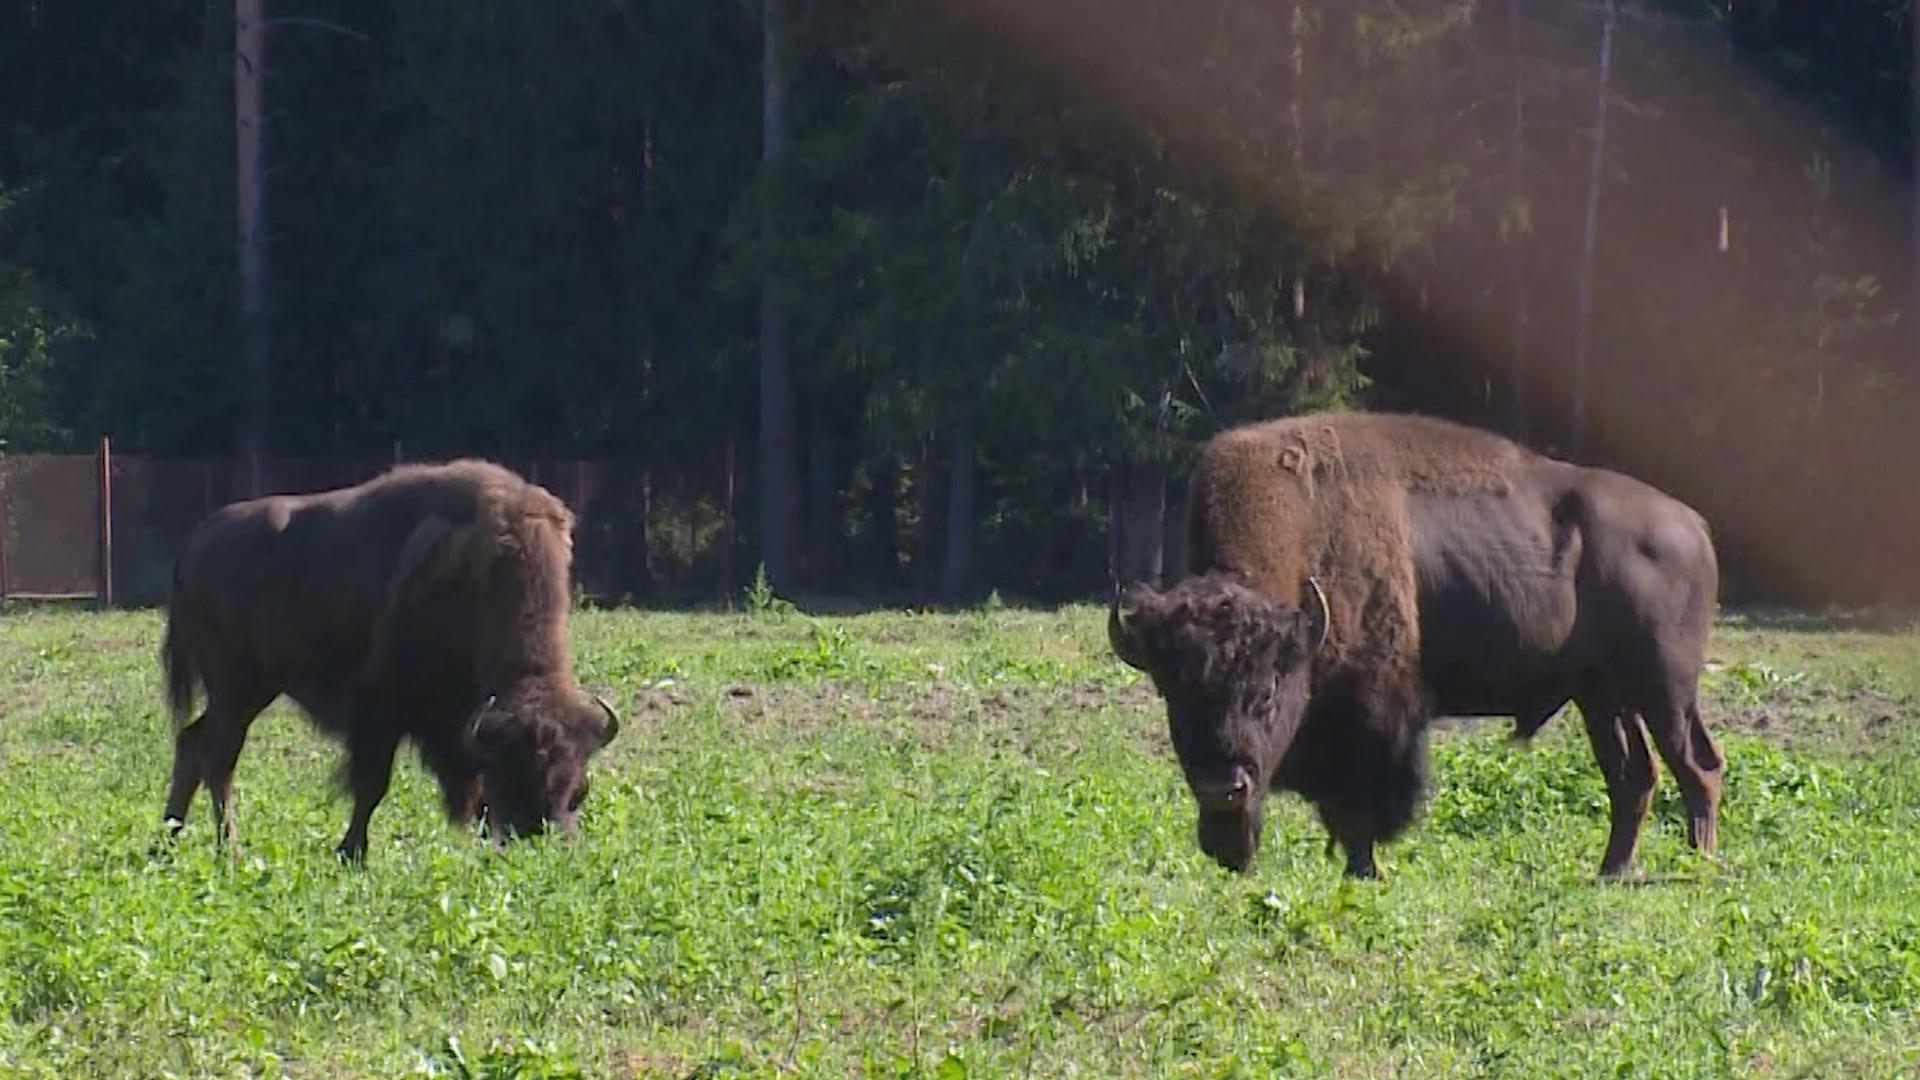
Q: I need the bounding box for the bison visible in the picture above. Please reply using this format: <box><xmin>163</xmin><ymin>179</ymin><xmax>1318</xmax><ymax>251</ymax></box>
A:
<box><xmin>160</xmin><ymin>459</ymin><xmax>621</xmax><ymax>862</ymax></box>
<box><xmin>1110</xmin><ymin>412</ymin><xmax>1724</xmax><ymax>880</ymax></box>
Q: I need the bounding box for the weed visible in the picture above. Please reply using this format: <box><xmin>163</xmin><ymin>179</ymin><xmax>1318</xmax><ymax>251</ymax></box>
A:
<box><xmin>744</xmin><ymin>564</ymin><xmax>796</xmax><ymax>619</ymax></box>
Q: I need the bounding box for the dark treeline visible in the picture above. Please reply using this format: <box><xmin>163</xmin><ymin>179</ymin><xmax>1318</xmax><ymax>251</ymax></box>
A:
<box><xmin>2</xmin><ymin>1</ymin><xmax>1917</xmax><ymax>606</ymax></box>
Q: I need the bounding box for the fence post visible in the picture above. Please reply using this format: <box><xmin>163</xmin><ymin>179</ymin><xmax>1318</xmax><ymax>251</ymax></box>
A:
<box><xmin>0</xmin><ymin>455</ymin><xmax>9</xmax><ymax>600</ymax></box>
<box><xmin>97</xmin><ymin>435</ymin><xmax>114</xmax><ymax>609</ymax></box>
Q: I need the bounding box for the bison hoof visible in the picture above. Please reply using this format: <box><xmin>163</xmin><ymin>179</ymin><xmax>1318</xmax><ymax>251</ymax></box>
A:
<box><xmin>1688</xmin><ymin>815</ymin><xmax>1718</xmax><ymax>855</ymax></box>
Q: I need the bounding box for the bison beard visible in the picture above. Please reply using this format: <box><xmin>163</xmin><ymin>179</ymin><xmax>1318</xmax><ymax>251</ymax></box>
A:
<box><xmin>1119</xmin><ymin>411</ymin><xmax>1726</xmax><ymax>880</ymax></box>
<box><xmin>1197</xmin><ymin>802</ymin><xmax>1263</xmax><ymax>874</ymax></box>
<box><xmin>159</xmin><ymin>459</ymin><xmax>622</xmax><ymax>862</ymax></box>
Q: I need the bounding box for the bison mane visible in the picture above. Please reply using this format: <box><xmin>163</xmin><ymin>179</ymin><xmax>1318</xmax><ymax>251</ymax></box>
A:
<box><xmin>1185</xmin><ymin>412</ymin><xmax>1525</xmax><ymax>678</ymax></box>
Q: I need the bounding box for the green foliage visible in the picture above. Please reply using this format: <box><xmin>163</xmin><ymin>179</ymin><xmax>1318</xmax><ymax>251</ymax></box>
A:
<box><xmin>1</xmin><ymin>607</ymin><xmax>1918</xmax><ymax>1076</ymax></box>
<box><xmin>1713</xmin><ymin>660</ymin><xmax>1809</xmax><ymax>704</ymax></box>
<box><xmin>0</xmin><ymin>292</ymin><xmax>81</xmax><ymax>453</ymax></box>
<box><xmin>2</xmin><ymin>0</ymin><xmax>1919</xmax><ymax>605</ymax></box>
<box><xmin>410</xmin><ymin>1036</ymin><xmax>586</xmax><ymax>1080</ymax></box>
<box><xmin>745</xmin><ymin>563</ymin><xmax>797</xmax><ymax>618</ymax></box>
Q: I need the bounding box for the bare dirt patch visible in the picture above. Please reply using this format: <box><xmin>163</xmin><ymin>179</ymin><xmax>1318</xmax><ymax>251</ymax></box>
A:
<box><xmin>621</xmin><ymin>678</ymin><xmax>1163</xmax><ymax>759</ymax></box>
<box><xmin>620</xmin><ymin>671</ymin><xmax>1913</xmax><ymax>760</ymax></box>
<box><xmin>1709</xmin><ymin>685</ymin><xmax>1913</xmax><ymax>754</ymax></box>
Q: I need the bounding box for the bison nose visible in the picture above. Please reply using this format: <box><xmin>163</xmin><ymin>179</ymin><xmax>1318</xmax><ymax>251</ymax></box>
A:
<box><xmin>1195</xmin><ymin>767</ymin><xmax>1255</xmax><ymax>812</ymax></box>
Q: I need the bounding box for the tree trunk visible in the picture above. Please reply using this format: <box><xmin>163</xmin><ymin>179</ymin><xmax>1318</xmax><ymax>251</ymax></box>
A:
<box><xmin>1049</xmin><ymin>460</ymin><xmax>1091</xmax><ymax>592</ymax></box>
<box><xmin>635</xmin><ymin>465</ymin><xmax>653</xmax><ymax>599</ymax></box>
<box><xmin>589</xmin><ymin>461</ymin><xmax>652</xmax><ymax>601</ymax></box>
<box><xmin>941</xmin><ymin>416</ymin><xmax>977</xmax><ymax>598</ymax></box>
<box><xmin>235</xmin><ymin>0</ymin><xmax>270</xmax><ymax>496</ymax></box>
<box><xmin>1162</xmin><ymin>487</ymin><xmax>1188</xmax><ymax>583</ymax></box>
<box><xmin>1116</xmin><ymin>458</ymin><xmax>1167</xmax><ymax>586</ymax></box>
<box><xmin>1570</xmin><ymin>0</ymin><xmax>1616</xmax><ymax>457</ymax></box>
<box><xmin>1912</xmin><ymin>0</ymin><xmax>1919</xmax><ymax>346</ymax></box>
<box><xmin>1289</xmin><ymin>1</ymin><xmax>1309</xmax><ymax>327</ymax></box>
<box><xmin>805</xmin><ymin>395</ymin><xmax>837</xmax><ymax>590</ymax></box>
<box><xmin>915</xmin><ymin>438</ymin><xmax>942</xmax><ymax>600</ymax></box>
<box><xmin>1506</xmin><ymin>0</ymin><xmax>1530</xmax><ymax>441</ymax></box>
<box><xmin>720</xmin><ymin>439</ymin><xmax>737</xmax><ymax>598</ymax></box>
<box><xmin>757</xmin><ymin>0</ymin><xmax>801</xmax><ymax>591</ymax></box>
<box><xmin>865</xmin><ymin>451</ymin><xmax>900</xmax><ymax>585</ymax></box>
<box><xmin>1289</xmin><ymin>1</ymin><xmax>1305</xmax><ymax>177</ymax></box>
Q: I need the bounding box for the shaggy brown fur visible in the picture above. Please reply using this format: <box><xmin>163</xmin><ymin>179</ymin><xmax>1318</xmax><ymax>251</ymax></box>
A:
<box><xmin>159</xmin><ymin>459</ymin><xmax>621</xmax><ymax>862</ymax></box>
<box><xmin>1117</xmin><ymin>411</ymin><xmax>1724</xmax><ymax>879</ymax></box>
<box><xmin>1109</xmin><ymin>574</ymin><xmax>1322</xmax><ymax>871</ymax></box>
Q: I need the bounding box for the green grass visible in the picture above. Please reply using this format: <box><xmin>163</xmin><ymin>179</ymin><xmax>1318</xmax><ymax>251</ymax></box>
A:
<box><xmin>2</xmin><ymin>603</ymin><xmax>1918</xmax><ymax>1078</ymax></box>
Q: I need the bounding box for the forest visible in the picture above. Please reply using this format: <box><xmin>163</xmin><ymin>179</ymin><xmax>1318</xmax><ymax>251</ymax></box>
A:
<box><xmin>2</xmin><ymin>0</ymin><xmax>1917</xmax><ymax>606</ymax></box>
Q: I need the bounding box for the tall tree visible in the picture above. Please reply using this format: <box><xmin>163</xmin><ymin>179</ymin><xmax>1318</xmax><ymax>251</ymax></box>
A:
<box><xmin>758</xmin><ymin>0</ymin><xmax>802</xmax><ymax>591</ymax></box>
<box><xmin>940</xmin><ymin>411</ymin><xmax>976</xmax><ymax>596</ymax></box>
<box><xmin>1506</xmin><ymin>0</ymin><xmax>1531</xmax><ymax>441</ymax></box>
<box><xmin>1570</xmin><ymin>0</ymin><xmax>1617</xmax><ymax>456</ymax></box>
<box><xmin>234</xmin><ymin>0</ymin><xmax>268</xmax><ymax>493</ymax></box>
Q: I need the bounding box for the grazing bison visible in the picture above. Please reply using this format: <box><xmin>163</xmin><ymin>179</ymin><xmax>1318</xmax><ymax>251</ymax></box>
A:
<box><xmin>1110</xmin><ymin>412</ymin><xmax>1724</xmax><ymax>879</ymax></box>
<box><xmin>160</xmin><ymin>459</ymin><xmax>621</xmax><ymax>861</ymax></box>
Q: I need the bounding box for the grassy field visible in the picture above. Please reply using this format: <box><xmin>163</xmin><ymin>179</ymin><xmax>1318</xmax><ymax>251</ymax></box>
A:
<box><xmin>1</xmin><ymin>602</ymin><xmax>1918</xmax><ymax>1078</ymax></box>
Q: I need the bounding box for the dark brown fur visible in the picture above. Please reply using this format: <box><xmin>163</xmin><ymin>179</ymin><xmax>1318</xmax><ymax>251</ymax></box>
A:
<box><xmin>1109</xmin><ymin>574</ymin><xmax>1322</xmax><ymax>872</ymax></box>
<box><xmin>1115</xmin><ymin>411</ymin><xmax>1724</xmax><ymax>879</ymax></box>
<box><xmin>159</xmin><ymin>459</ymin><xmax>621</xmax><ymax>861</ymax></box>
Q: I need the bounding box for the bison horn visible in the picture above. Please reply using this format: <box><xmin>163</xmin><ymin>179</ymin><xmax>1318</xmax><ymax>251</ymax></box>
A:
<box><xmin>1303</xmin><ymin>576</ymin><xmax>1331</xmax><ymax>654</ymax></box>
<box><xmin>463</xmin><ymin>694</ymin><xmax>499</xmax><ymax>751</ymax></box>
<box><xmin>591</xmin><ymin>693</ymin><xmax>620</xmax><ymax>747</ymax></box>
<box><xmin>1107</xmin><ymin>588</ymin><xmax>1153</xmax><ymax>672</ymax></box>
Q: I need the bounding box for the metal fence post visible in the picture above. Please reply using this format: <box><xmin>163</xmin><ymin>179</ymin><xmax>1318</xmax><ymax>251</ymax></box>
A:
<box><xmin>0</xmin><ymin>456</ymin><xmax>10</xmax><ymax>601</ymax></box>
<box><xmin>97</xmin><ymin>435</ymin><xmax>113</xmax><ymax>609</ymax></box>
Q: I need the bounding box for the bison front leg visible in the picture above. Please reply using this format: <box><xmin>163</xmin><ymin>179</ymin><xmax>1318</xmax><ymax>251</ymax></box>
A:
<box><xmin>335</xmin><ymin>728</ymin><xmax>402</xmax><ymax>864</ymax></box>
<box><xmin>1331</xmin><ymin>814</ymin><xmax>1380</xmax><ymax>879</ymax></box>
<box><xmin>1341</xmin><ymin>836</ymin><xmax>1379</xmax><ymax>879</ymax></box>
<box><xmin>1310</xmin><ymin>801</ymin><xmax>1381</xmax><ymax>879</ymax></box>
<box><xmin>1579</xmin><ymin>696</ymin><xmax>1657</xmax><ymax>879</ymax></box>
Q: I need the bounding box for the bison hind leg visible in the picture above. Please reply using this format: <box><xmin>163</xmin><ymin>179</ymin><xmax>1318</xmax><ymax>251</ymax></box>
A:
<box><xmin>161</xmin><ymin>714</ymin><xmax>211</xmax><ymax>835</ymax></box>
<box><xmin>1642</xmin><ymin>697</ymin><xmax>1723</xmax><ymax>859</ymax></box>
<box><xmin>1579</xmin><ymin>695</ymin><xmax>1658</xmax><ymax>879</ymax></box>
<box><xmin>163</xmin><ymin>683</ymin><xmax>273</xmax><ymax>850</ymax></box>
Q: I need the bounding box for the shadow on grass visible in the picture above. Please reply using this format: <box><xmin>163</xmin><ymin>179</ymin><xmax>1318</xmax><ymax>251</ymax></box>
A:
<box><xmin>1722</xmin><ymin>606</ymin><xmax>1917</xmax><ymax>635</ymax></box>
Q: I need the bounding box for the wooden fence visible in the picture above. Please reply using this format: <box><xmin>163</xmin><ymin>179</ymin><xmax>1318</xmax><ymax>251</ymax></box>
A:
<box><xmin>0</xmin><ymin>446</ymin><xmax>741</xmax><ymax>607</ymax></box>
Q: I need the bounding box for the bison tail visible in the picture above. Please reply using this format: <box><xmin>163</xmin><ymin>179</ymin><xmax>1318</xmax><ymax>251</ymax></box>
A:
<box><xmin>161</xmin><ymin>596</ymin><xmax>197</xmax><ymax>732</ymax></box>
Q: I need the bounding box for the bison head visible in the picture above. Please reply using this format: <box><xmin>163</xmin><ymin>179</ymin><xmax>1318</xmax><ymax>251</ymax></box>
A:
<box><xmin>464</xmin><ymin>683</ymin><xmax>620</xmax><ymax>842</ymax></box>
<box><xmin>1110</xmin><ymin>573</ymin><xmax>1327</xmax><ymax>872</ymax></box>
